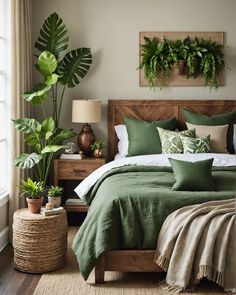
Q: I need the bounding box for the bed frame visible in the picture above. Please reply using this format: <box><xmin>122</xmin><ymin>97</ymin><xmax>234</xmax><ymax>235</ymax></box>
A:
<box><xmin>95</xmin><ymin>99</ymin><xmax>236</xmax><ymax>283</ymax></box>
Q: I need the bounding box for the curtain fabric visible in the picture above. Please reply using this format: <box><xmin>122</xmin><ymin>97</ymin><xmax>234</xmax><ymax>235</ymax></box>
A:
<box><xmin>9</xmin><ymin>0</ymin><xmax>32</xmax><ymax>240</ymax></box>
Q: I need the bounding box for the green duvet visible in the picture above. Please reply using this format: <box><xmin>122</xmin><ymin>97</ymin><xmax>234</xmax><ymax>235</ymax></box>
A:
<box><xmin>72</xmin><ymin>165</ymin><xmax>236</xmax><ymax>280</ymax></box>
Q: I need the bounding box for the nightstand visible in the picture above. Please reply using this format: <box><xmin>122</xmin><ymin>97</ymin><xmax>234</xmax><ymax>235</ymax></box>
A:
<box><xmin>54</xmin><ymin>158</ymin><xmax>105</xmax><ymax>212</ymax></box>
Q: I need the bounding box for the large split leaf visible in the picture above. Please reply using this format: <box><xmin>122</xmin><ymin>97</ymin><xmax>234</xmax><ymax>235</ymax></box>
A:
<box><xmin>34</xmin><ymin>12</ymin><xmax>69</xmax><ymax>58</ymax></box>
<box><xmin>14</xmin><ymin>153</ymin><xmax>42</xmax><ymax>169</ymax></box>
<box><xmin>14</xmin><ymin>118</ymin><xmax>41</xmax><ymax>134</ymax></box>
<box><xmin>58</xmin><ymin>48</ymin><xmax>92</xmax><ymax>88</ymax></box>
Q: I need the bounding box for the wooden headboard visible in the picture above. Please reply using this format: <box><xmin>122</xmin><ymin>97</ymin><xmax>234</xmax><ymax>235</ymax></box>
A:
<box><xmin>108</xmin><ymin>99</ymin><xmax>236</xmax><ymax>161</ymax></box>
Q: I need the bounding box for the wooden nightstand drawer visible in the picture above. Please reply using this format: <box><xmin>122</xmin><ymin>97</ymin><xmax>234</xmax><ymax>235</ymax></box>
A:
<box><xmin>54</xmin><ymin>158</ymin><xmax>105</xmax><ymax>181</ymax></box>
<box><xmin>58</xmin><ymin>162</ymin><xmax>99</xmax><ymax>179</ymax></box>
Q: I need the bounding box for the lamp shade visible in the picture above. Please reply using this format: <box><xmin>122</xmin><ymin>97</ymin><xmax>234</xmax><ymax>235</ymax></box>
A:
<box><xmin>72</xmin><ymin>100</ymin><xmax>101</xmax><ymax>123</ymax></box>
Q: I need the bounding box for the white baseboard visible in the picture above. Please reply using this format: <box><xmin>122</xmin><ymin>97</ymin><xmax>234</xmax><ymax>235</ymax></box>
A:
<box><xmin>0</xmin><ymin>226</ymin><xmax>9</xmax><ymax>252</ymax></box>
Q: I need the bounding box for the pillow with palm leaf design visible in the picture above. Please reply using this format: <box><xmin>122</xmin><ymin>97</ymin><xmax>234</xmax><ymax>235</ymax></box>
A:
<box><xmin>180</xmin><ymin>135</ymin><xmax>211</xmax><ymax>154</ymax></box>
<box><xmin>157</xmin><ymin>127</ymin><xmax>195</xmax><ymax>154</ymax></box>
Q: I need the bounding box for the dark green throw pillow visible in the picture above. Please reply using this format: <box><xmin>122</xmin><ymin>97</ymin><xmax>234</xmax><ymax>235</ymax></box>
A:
<box><xmin>124</xmin><ymin>116</ymin><xmax>177</xmax><ymax>156</ymax></box>
<box><xmin>169</xmin><ymin>158</ymin><xmax>215</xmax><ymax>191</ymax></box>
<box><xmin>182</xmin><ymin>108</ymin><xmax>236</xmax><ymax>154</ymax></box>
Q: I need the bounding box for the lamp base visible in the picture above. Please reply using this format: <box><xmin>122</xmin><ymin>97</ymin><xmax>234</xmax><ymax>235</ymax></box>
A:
<box><xmin>77</xmin><ymin>123</ymin><xmax>95</xmax><ymax>157</ymax></box>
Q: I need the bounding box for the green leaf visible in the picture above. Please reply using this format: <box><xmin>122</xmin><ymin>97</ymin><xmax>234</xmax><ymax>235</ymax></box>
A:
<box><xmin>41</xmin><ymin>117</ymin><xmax>55</xmax><ymax>133</ymax></box>
<box><xmin>14</xmin><ymin>118</ymin><xmax>41</xmax><ymax>134</ymax></box>
<box><xmin>38</xmin><ymin>50</ymin><xmax>57</xmax><ymax>77</ymax></box>
<box><xmin>34</xmin><ymin>12</ymin><xmax>69</xmax><ymax>58</ymax></box>
<box><xmin>45</xmin><ymin>131</ymin><xmax>53</xmax><ymax>141</ymax></box>
<box><xmin>44</xmin><ymin>73</ymin><xmax>59</xmax><ymax>86</ymax></box>
<box><xmin>58</xmin><ymin>48</ymin><xmax>92</xmax><ymax>88</ymax></box>
<box><xmin>50</xmin><ymin>129</ymin><xmax>77</xmax><ymax>144</ymax></box>
<box><xmin>24</xmin><ymin>134</ymin><xmax>39</xmax><ymax>145</ymax></box>
<box><xmin>14</xmin><ymin>153</ymin><xmax>42</xmax><ymax>169</ymax></box>
<box><xmin>21</xmin><ymin>84</ymin><xmax>51</xmax><ymax>103</ymax></box>
<box><xmin>41</xmin><ymin>145</ymin><xmax>67</xmax><ymax>154</ymax></box>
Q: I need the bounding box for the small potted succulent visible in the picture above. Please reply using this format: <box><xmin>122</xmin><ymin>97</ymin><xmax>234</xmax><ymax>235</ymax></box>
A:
<box><xmin>47</xmin><ymin>186</ymin><xmax>63</xmax><ymax>208</ymax></box>
<box><xmin>18</xmin><ymin>178</ymin><xmax>44</xmax><ymax>214</ymax></box>
<box><xmin>90</xmin><ymin>140</ymin><xmax>105</xmax><ymax>158</ymax></box>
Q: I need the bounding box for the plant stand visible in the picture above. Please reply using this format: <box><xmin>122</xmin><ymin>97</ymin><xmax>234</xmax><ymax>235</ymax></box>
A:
<box><xmin>13</xmin><ymin>208</ymin><xmax>68</xmax><ymax>273</ymax></box>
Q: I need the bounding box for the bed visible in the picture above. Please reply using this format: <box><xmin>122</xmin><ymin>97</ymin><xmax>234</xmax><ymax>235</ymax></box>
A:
<box><xmin>72</xmin><ymin>99</ymin><xmax>236</xmax><ymax>283</ymax></box>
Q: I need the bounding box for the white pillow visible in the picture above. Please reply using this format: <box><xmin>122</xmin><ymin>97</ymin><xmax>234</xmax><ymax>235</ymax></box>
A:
<box><xmin>114</xmin><ymin>124</ymin><xmax>128</xmax><ymax>155</ymax></box>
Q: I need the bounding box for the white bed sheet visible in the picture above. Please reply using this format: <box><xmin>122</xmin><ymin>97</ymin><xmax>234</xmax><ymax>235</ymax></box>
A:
<box><xmin>75</xmin><ymin>153</ymin><xmax>236</xmax><ymax>200</ymax></box>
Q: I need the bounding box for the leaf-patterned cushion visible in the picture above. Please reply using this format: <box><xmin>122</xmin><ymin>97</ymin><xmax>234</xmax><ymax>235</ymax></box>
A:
<box><xmin>157</xmin><ymin>128</ymin><xmax>195</xmax><ymax>154</ymax></box>
<box><xmin>180</xmin><ymin>135</ymin><xmax>212</xmax><ymax>154</ymax></box>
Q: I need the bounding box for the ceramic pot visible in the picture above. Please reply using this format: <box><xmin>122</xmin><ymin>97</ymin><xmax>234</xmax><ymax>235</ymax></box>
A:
<box><xmin>93</xmin><ymin>149</ymin><xmax>103</xmax><ymax>158</ymax></box>
<box><xmin>48</xmin><ymin>196</ymin><xmax>61</xmax><ymax>208</ymax></box>
<box><xmin>26</xmin><ymin>197</ymin><xmax>43</xmax><ymax>214</ymax></box>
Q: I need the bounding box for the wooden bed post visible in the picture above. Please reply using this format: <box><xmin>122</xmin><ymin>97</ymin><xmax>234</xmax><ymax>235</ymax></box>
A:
<box><xmin>95</xmin><ymin>255</ymin><xmax>105</xmax><ymax>284</ymax></box>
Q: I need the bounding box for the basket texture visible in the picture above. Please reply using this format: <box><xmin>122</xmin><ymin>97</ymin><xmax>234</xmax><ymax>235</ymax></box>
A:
<box><xmin>13</xmin><ymin>208</ymin><xmax>68</xmax><ymax>273</ymax></box>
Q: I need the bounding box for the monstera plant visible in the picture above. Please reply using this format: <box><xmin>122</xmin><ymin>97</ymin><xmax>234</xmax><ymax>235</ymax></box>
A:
<box><xmin>14</xmin><ymin>12</ymin><xmax>91</xmax><ymax>187</ymax></box>
<box><xmin>22</xmin><ymin>12</ymin><xmax>92</xmax><ymax>127</ymax></box>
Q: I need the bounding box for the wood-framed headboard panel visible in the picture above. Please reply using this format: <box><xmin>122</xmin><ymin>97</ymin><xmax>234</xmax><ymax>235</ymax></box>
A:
<box><xmin>108</xmin><ymin>99</ymin><xmax>236</xmax><ymax>161</ymax></box>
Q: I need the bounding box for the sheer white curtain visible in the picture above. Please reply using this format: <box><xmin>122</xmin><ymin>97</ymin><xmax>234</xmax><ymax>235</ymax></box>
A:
<box><xmin>9</xmin><ymin>0</ymin><xmax>32</xmax><ymax>239</ymax></box>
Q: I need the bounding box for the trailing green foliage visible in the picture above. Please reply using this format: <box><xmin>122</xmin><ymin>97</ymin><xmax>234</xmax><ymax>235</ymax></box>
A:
<box><xmin>139</xmin><ymin>36</ymin><xmax>225</xmax><ymax>90</ymax></box>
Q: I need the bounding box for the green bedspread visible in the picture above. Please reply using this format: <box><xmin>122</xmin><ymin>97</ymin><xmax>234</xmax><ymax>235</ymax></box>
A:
<box><xmin>72</xmin><ymin>165</ymin><xmax>236</xmax><ymax>280</ymax></box>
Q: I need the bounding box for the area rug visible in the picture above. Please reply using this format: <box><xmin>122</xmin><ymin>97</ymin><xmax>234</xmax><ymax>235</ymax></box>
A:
<box><xmin>33</xmin><ymin>227</ymin><xmax>226</xmax><ymax>295</ymax></box>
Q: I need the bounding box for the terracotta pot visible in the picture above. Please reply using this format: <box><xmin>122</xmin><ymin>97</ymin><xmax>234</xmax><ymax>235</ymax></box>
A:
<box><xmin>93</xmin><ymin>149</ymin><xmax>103</xmax><ymax>158</ymax></box>
<box><xmin>26</xmin><ymin>197</ymin><xmax>43</xmax><ymax>214</ymax></box>
<box><xmin>48</xmin><ymin>196</ymin><xmax>61</xmax><ymax>208</ymax></box>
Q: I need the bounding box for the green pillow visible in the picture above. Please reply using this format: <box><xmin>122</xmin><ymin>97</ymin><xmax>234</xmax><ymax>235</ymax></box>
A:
<box><xmin>182</xmin><ymin>108</ymin><xmax>236</xmax><ymax>154</ymax></box>
<box><xmin>169</xmin><ymin>158</ymin><xmax>215</xmax><ymax>191</ymax></box>
<box><xmin>157</xmin><ymin>127</ymin><xmax>195</xmax><ymax>154</ymax></box>
<box><xmin>180</xmin><ymin>135</ymin><xmax>211</xmax><ymax>154</ymax></box>
<box><xmin>124</xmin><ymin>116</ymin><xmax>177</xmax><ymax>156</ymax></box>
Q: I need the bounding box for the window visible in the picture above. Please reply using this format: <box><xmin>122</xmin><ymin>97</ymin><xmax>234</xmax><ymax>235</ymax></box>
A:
<box><xmin>0</xmin><ymin>0</ymin><xmax>11</xmax><ymax>196</ymax></box>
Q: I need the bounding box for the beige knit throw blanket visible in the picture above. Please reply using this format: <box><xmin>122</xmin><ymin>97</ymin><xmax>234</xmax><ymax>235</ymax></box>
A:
<box><xmin>154</xmin><ymin>198</ymin><xmax>236</xmax><ymax>293</ymax></box>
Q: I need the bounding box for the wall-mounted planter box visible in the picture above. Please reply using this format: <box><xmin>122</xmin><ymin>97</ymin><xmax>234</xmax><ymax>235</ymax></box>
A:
<box><xmin>139</xmin><ymin>31</ymin><xmax>224</xmax><ymax>87</ymax></box>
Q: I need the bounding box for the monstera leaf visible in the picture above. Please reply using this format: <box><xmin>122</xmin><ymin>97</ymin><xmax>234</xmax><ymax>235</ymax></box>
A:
<box><xmin>34</xmin><ymin>12</ymin><xmax>69</xmax><ymax>58</ymax></box>
<box><xmin>14</xmin><ymin>118</ymin><xmax>41</xmax><ymax>134</ymax></box>
<box><xmin>58</xmin><ymin>48</ymin><xmax>92</xmax><ymax>88</ymax></box>
<box><xmin>21</xmin><ymin>84</ymin><xmax>51</xmax><ymax>105</ymax></box>
<box><xmin>14</xmin><ymin>153</ymin><xmax>42</xmax><ymax>169</ymax></box>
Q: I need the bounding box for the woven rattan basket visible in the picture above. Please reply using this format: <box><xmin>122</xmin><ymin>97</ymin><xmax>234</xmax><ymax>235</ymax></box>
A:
<box><xmin>13</xmin><ymin>208</ymin><xmax>68</xmax><ymax>273</ymax></box>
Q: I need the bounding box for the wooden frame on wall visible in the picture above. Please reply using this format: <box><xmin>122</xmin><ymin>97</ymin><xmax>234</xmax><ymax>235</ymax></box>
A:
<box><xmin>139</xmin><ymin>31</ymin><xmax>224</xmax><ymax>87</ymax></box>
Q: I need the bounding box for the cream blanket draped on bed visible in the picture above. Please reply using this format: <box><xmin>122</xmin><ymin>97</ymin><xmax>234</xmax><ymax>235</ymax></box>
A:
<box><xmin>155</xmin><ymin>199</ymin><xmax>236</xmax><ymax>293</ymax></box>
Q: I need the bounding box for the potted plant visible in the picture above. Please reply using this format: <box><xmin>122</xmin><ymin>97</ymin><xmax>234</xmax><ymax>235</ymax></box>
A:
<box><xmin>90</xmin><ymin>140</ymin><xmax>105</xmax><ymax>158</ymax></box>
<box><xmin>18</xmin><ymin>178</ymin><xmax>44</xmax><ymax>214</ymax></box>
<box><xmin>139</xmin><ymin>36</ymin><xmax>225</xmax><ymax>90</ymax></box>
<box><xmin>47</xmin><ymin>186</ymin><xmax>63</xmax><ymax>208</ymax></box>
<box><xmin>139</xmin><ymin>37</ymin><xmax>176</xmax><ymax>89</ymax></box>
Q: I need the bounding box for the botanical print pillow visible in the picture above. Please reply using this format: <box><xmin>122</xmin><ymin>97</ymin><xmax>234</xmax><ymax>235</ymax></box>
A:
<box><xmin>180</xmin><ymin>135</ymin><xmax>211</xmax><ymax>154</ymax></box>
<box><xmin>157</xmin><ymin>127</ymin><xmax>195</xmax><ymax>154</ymax></box>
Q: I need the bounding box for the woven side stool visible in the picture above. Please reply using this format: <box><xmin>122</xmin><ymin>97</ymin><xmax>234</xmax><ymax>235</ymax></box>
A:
<box><xmin>13</xmin><ymin>208</ymin><xmax>68</xmax><ymax>273</ymax></box>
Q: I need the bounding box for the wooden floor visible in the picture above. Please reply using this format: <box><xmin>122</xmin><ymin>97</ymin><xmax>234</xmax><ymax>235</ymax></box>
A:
<box><xmin>0</xmin><ymin>244</ymin><xmax>41</xmax><ymax>295</ymax></box>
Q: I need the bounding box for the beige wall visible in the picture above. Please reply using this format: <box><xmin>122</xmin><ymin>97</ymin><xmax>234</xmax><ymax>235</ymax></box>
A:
<box><xmin>32</xmin><ymin>0</ymin><xmax>236</xmax><ymax>149</ymax></box>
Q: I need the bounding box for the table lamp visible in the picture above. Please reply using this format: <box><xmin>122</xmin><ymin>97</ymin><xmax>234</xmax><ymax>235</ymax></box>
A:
<box><xmin>72</xmin><ymin>99</ymin><xmax>101</xmax><ymax>156</ymax></box>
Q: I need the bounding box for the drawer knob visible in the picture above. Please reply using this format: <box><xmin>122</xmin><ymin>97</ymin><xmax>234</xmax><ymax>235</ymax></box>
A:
<box><xmin>73</xmin><ymin>168</ymin><xmax>86</xmax><ymax>173</ymax></box>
